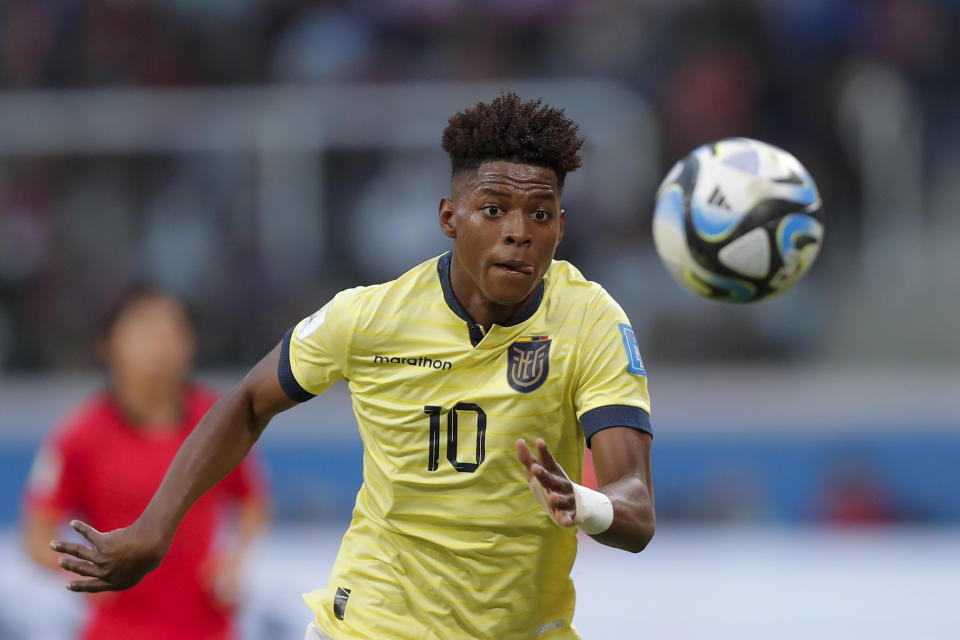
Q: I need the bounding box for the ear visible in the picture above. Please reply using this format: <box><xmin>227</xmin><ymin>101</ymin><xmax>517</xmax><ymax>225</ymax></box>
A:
<box><xmin>557</xmin><ymin>209</ymin><xmax>565</xmax><ymax>244</ymax></box>
<box><xmin>439</xmin><ymin>197</ymin><xmax>457</xmax><ymax>239</ymax></box>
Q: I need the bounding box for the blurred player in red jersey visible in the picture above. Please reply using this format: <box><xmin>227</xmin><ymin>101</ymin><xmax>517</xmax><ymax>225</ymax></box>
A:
<box><xmin>21</xmin><ymin>284</ymin><xmax>269</xmax><ymax>640</ymax></box>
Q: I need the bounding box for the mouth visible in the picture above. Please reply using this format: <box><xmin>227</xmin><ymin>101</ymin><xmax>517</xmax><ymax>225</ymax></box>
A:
<box><xmin>494</xmin><ymin>260</ymin><xmax>536</xmax><ymax>275</ymax></box>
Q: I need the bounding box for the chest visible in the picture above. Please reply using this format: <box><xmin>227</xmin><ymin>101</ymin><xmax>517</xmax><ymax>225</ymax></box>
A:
<box><xmin>352</xmin><ymin>328</ymin><xmax>575</xmax><ymax>404</ymax></box>
<box><xmin>80</xmin><ymin>430</ymin><xmax>185</xmax><ymax>518</ymax></box>
<box><xmin>345</xmin><ymin>330</ymin><xmax>583</xmax><ymax>477</ymax></box>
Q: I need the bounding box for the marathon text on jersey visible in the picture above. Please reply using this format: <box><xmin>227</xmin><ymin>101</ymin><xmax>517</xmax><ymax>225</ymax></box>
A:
<box><xmin>373</xmin><ymin>355</ymin><xmax>453</xmax><ymax>370</ymax></box>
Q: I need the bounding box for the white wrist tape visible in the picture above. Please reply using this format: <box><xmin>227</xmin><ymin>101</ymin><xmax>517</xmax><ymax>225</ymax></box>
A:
<box><xmin>572</xmin><ymin>483</ymin><xmax>615</xmax><ymax>535</ymax></box>
<box><xmin>526</xmin><ymin>475</ymin><xmax>614</xmax><ymax>535</ymax></box>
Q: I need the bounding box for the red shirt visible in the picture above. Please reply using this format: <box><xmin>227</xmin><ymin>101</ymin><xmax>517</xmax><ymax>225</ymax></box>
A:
<box><xmin>24</xmin><ymin>384</ymin><xmax>267</xmax><ymax>640</ymax></box>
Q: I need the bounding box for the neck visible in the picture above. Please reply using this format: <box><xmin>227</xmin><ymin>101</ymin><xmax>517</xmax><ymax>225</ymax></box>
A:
<box><xmin>448</xmin><ymin>257</ymin><xmax>533</xmax><ymax>330</ymax></box>
<box><xmin>111</xmin><ymin>377</ymin><xmax>184</xmax><ymax>431</ymax></box>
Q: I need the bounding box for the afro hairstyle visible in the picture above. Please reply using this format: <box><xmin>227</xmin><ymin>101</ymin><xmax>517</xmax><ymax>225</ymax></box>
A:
<box><xmin>441</xmin><ymin>93</ymin><xmax>584</xmax><ymax>189</ymax></box>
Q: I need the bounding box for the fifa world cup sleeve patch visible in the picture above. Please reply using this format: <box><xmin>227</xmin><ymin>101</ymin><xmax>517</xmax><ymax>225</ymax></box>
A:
<box><xmin>297</xmin><ymin>302</ymin><xmax>330</xmax><ymax>340</ymax></box>
<box><xmin>618</xmin><ymin>323</ymin><xmax>646</xmax><ymax>375</ymax></box>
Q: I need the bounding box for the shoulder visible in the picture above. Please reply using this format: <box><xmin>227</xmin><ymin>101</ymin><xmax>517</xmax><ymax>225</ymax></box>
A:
<box><xmin>327</xmin><ymin>254</ymin><xmax>443</xmax><ymax>321</ymax></box>
<box><xmin>352</xmin><ymin>255</ymin><xmax>442</xmax><ymax>304</ymax></box>
<box><xmin>46</xmin><ymin>391</ymin><xmax>119</xmax><ymax>452</ymax></box>
<box><xmin>545</xmin><ymin>259</ymin><xmax>625</xmax><ymax>315</ymax></box>
<box><xmin>290</xmin><ymin>255</ymin><xmax>443</xmax><ymax>356</ymax></box>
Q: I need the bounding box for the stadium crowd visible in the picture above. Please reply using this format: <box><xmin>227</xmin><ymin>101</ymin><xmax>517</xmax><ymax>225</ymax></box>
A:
<box><xmin>1</xmin><ymin>0</ymin><xmax>958</xmax><ymax>370</ymax></box>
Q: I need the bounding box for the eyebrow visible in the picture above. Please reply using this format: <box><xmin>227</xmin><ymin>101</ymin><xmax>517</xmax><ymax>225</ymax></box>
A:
<box><xmin>527</xmin><ymin>193</ymin><xmax>556</xmax><ymax>201</ymax></box>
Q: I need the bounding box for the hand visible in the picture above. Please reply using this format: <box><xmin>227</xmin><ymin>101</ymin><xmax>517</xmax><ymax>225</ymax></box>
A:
<box><xmin>201</xmin><ymin>551</ymin><xmax>243</xmax><ymax>611</ymax></box>
<box><xmin>516</xmin><ymin>438</ymin><xmax>577</xmax><ymax>527</ymax></box>
<box><xmin>50</xmin><ymin>520</ymin><xmax>168</xmax><ymax>592</ymax></box>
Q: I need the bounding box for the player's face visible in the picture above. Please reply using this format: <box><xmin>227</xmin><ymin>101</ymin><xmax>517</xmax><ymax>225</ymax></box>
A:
<box><xmin>440</xmin><ymin>161</ymin><xmax>564</xmax><ymax>308</ymax></box>
<box><xmin>103</xmin><ymin>296</ymin><xmax>195</xmax><ymax>388</ymax></box>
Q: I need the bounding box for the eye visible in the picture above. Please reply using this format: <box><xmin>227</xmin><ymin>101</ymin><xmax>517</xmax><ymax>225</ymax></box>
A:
<box><xmin>532</xmin><ymin>209</ymin><xmax>550</xmax><ymax>222</ymax></box>
<box><xmin>482</xmin><ymin>205</ymin><xmax>502</xmax><ymax>216</ymax></box>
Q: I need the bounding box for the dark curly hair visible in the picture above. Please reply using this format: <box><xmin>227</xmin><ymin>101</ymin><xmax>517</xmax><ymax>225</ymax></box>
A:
<box><xmin>441</xmin><ymin>93</ymin><xmax>584</xmax><ymax>188</ymax></box>
<box><xmin>97</xmin><ymin>282</ymin><xmax>195</xmax><ymax>342</ymax></box>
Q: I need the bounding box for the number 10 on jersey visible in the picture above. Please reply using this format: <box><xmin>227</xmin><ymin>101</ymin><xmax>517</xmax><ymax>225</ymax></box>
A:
<box><xmin>424</xmin><ymin>403</ymin><xmax>487</xmax><ymax>473</ymax></box>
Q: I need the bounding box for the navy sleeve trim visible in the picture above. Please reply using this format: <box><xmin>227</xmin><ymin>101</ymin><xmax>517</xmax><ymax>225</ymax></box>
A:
<box><xmin>278</xmin><ymin>327</ymin><xmax>316</xmax><ymax>403</ymax></box>
<box><xmin>580</xmin><ymin>405</ymin><xmax>652</xmax><ymax>447</ymax></box>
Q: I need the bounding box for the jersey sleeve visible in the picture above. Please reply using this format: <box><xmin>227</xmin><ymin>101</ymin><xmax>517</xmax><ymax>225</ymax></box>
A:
<box><xmin>23</xmin><ymin>427</ymin><xmax>84</xmax><ymax>517</ymax></box>
<box><xmin>573</xmin><ymin>291</ymin><xmax>653</xmax><ymax>446</ymax></box>
<box><xmin>278</xmin><ymin>288</ymin><xmax>357</xmax><ymax>402</ymax></box>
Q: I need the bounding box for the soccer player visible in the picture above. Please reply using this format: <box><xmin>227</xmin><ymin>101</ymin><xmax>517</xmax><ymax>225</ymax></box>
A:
<box><xmin>52</xmin><ymin>94</ymin><xmax>655</xmax><ymax>640</ymax></box>
<box><xmin>25</xmin><ymin>285</ymin><xmax>269</xmax><ymax>640</ymax></box>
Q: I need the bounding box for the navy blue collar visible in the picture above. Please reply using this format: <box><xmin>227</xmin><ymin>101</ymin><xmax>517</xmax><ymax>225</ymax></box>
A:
<box><xmin>437</xmin><ymin>252</ymin><xmax>544</xmax><ymax>334</ymax></box>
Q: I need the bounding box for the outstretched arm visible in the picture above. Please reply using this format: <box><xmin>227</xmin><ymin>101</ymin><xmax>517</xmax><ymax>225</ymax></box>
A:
<box><xmin>517</xmin><ymin>427</ymin><xmax>654</xmax><ymax>553</ymax></box>
<box><xmin>51</xmin><ymin>343</ymin><xmax>295</xmax><ymax>592</ymax></box>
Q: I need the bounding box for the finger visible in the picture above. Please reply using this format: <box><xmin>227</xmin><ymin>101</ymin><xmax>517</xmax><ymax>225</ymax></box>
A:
<box><xmin>553</xmin><ymin>509</ymin><xmax>575</xmax><ymax>527</ymax></box>
<box><xmin>544</xmin><ymin>489</ymin><xmax>576</xmax><ymax>527</ymax></box>
<box><xmin>515</xmin><ymin>439</ymin><xmax>536</xmax><ymax>478</ymax></box>
<box><xmin>57</xmin><ymin>557</ymin><xmax>103</xmax><ymax>578</ymax></box>
<box><xmin>548</xmin><ymin>489</ymin><xmax>577</xmax><ymax>512</ymax></box>
<box><xmin>532</xmin><ymin>463</ymin><xmax>571</xmax><ymax>493</ymax></box>
<box><xmin>67</xmin><ymin>578</ymin><xmax>118</xmax><ymax>593</ymax></box>
<box><xmin>70</xmin><ymin>520</ymin><xmax>103</xmax><ymax>545</ymax></box>
<box><xmin>50</xmin><ymin>540</ymin><xmax>99</xmax><ymax>563</ymax></box>
<box><xmin>536</xmin><ymin>439</ymin><xmax>564</xmax><ymax>475</ymax></box>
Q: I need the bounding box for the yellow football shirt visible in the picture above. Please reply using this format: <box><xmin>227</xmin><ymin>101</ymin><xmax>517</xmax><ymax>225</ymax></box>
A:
<box><xmin>279</xmin><ymin>252</ymin><xmax>652</xmax><ymax>640</ymax></box>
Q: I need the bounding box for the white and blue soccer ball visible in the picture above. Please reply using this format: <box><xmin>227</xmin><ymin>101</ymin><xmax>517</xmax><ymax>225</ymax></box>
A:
<box><xmin>652</xmin><ymin>137</ymin><xmax>824</xmax><ymax>303</ymax></box>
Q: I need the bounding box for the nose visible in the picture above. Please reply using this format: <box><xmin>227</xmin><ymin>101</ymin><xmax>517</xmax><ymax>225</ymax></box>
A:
<box><xmin>502</xmin><ymin>212</ymin><xmax>532</xmax><ymax>246</ymax></box>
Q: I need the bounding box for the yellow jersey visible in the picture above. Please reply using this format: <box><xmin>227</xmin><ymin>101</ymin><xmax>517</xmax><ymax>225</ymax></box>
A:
<box><xmin>279</xmin><ymin>252</ymin><xmax>651</xmax><ymax>640</ymax></box>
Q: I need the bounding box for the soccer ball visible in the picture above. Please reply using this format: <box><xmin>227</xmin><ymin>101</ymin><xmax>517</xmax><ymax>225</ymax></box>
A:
<box><xmin>652</xmin><ymin>137</ymin><xmax>823</xmax><ymax>303</ymax></box>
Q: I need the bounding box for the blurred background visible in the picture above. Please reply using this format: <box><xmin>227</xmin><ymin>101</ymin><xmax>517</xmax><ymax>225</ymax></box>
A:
<box><xmin>1</xmin><ymin>0</ymin><xmax>958</xmax><ymax>638</ymax></box>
